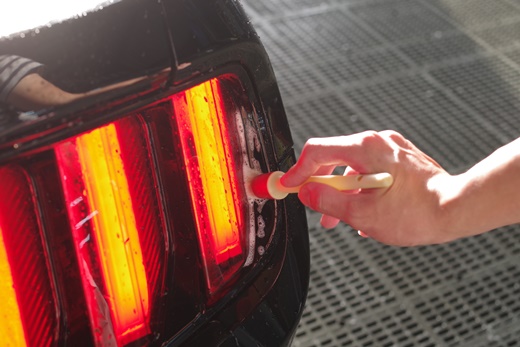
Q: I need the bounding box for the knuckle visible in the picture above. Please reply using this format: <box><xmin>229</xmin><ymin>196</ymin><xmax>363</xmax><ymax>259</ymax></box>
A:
<box><xmin>360</xmin><ymin>130</ymin><xmax>379</xmax><ymax>140</ymax></box>
<box><xmin>357</xmin><ymin>131</ymin><xmax>388</xmax><ymax>153</ymax></box>
<box><xmin>379</xmin><ymin>129</ymin><xmax>399</xmax><ymax>138</ymax></box>
<box><xmin>303</xmin><ymin>137</ymin><xmax>322</xmax><ymax>150</ymax></box>
<box><xmin>362</xmin><ymin>130</ymin><xmax>378</xmax><ymax>137</ymax></box>
<box><xmin>358</xmin><ymin>130</ymin><xmax>380</xmax><ymax>146</ymax></box>
<box><xmin>380</xmin><ymin>129</ymin><xmax>401</xmax><ymax>140</ymax></box>
<box><xmin>300</xmin><ymin>137</ymin><xmax>322</xmax><ymax>158</ymax></box>
<box><xmin>379</xmin><ymin>130</ymin><xmax>407</xmax><ymax>146</ymax></box>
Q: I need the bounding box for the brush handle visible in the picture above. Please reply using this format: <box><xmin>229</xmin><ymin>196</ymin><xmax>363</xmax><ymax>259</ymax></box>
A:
<box><xmin>274</xmin><ymin>172</ymin><xmax>393</xmax><ymax>194</ymax></box>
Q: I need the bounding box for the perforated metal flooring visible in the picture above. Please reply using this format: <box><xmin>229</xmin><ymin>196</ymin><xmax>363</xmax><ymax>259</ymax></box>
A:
<box><xmin>241</xmin><ymin>0</ymin><xmax>520</xmax><ymax>346</ymax></box>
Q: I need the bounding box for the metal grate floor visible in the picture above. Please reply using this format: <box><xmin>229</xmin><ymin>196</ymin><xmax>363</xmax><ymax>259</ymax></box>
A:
<box><xmin>241</xmin><ymin>0</ymin><xmax>520</xmax><ymax>346</ymax></box>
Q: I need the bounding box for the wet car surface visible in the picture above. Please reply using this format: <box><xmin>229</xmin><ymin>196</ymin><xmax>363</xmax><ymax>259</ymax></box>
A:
<box><xmin>0</xmin><ymin>1</ymin><xmax>310</xmax><ymax>346</ymax></box>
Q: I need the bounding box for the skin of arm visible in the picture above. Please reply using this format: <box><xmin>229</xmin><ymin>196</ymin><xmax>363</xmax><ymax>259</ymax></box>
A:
<box><xmin>6</xmin><ymin>73</ymin><xmax>81</xmax><ymax>110</ymax></box>
<box><xmin>438</xmin><ymin>137</ymin><xmax>520</xmax><ymax>241</ymax></box>
<box><xmin>281</xmin><ymin>130</ymin><xmax>520</xmax><ymax>247</ymax></box>
<box><xmin>6</xmin><ymin>72</ymin><xmax>150</xmax><ymax>111</ymax></box>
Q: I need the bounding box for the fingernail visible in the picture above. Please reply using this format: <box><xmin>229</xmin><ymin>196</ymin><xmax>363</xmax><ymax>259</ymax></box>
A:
<box><xmin>321</xmin><ymin>216</ymin><xmax>339</xmax><ymax>229</ymax></box>
<box><xmin>358</xmin><ymin>230</ymin><xmax>369</xmax><ymax>238</ymax></box>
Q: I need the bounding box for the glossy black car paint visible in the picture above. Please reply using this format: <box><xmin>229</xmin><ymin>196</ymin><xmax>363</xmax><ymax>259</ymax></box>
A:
<box><xmin>0</xmin><ymin>0</ymin><xmax>309</xmax><ymax>346</ymax></box>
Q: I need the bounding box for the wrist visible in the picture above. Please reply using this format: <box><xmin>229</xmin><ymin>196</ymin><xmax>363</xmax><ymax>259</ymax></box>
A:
<box><xmin>429</xmin><ymin>173</ymin><xmax>471</xmax><ymax>243</ymax></box>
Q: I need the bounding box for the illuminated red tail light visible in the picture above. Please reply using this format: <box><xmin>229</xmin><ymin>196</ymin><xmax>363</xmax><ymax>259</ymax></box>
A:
<box><xmin>55</xmin><ymin>116</ymin><xmax>166</xmax><ymax>346</ymax></box>
<box><xmin>172</xmin><ymin>78</ymin><xmax>248</xmax><ymax>295</ymax></box>
<box><xmin>0</xmin><ymin>166</ymin><xmax>58</xmax><ymax>347</ymax></box>
<box><xmin>0</xmin><ymin>74</ymin><xmax>261</xmax><ymax>345</ymax></box>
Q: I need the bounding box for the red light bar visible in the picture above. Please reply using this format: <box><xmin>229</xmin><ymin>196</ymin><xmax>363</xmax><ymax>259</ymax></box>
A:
<box><xmin>172</xmin><ymin>78</ymin><xmax>247</xmax><ymax>295</ymax></box>
<box><xmin>56</xmin><ymin>116</ymin><xmax>166</xmax><ymax>346</ymax></box>
<box><xmin>0</xmin><ymin>165</ymin><xmax>57</xmax><ymax>347</ymax></box>
<box><xmin>0</xmin><ymin>224</ymin><xmax>27</xmax><ymax>347</ymax></box>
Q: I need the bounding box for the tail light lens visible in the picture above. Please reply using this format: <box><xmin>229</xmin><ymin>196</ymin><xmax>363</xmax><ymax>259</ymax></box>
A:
<box><xmin>0</xmin><ymin>74</ymin><xmax>266</xmax><ymax>346</ymax></box>
<box><xmin>55</xmin><ymin>116</ymin><xmax>166</xmax><ymax>346</ymax></box>
<box><xmin>0</xmin><ymin>166</ymin><xmax>58</xmax><ymax>347</ymax></box>
<box><xmin>172</xmin><ymin>79</ymin><xmax>247</xmax><ymax>295</ymax></box>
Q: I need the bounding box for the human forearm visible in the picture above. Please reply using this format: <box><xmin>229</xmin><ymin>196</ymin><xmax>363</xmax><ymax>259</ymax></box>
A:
<box><xmin>438</xmin><ymin>138</ymin><xmax>520</xmax><ymax>240</ymax></box>
<box><xmin>6</xmin><ymin>73</ymin><xmax>81</xmax><ymax>110</ymax></box>
<box><xmin>7</xmin><ymin>66</ymin><xmax>169</xmax><ymax>111</ymax></box>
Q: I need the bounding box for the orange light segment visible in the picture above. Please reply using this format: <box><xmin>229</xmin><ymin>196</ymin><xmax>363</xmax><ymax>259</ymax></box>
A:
<box><xmin>173</xmin><ymin>78</ymin><xmax>245</xmax><ymax>293</ymax></box>
<box><xmin>73</xmin><ymin>124</ymin><xmax>150</xmax><ymax>345</ymax></box>
<box><xmin>186</xmin><ymin>81</ymin><xmax>242</xmax><ymax>259</ymax></box>
<box><xmin>0</xmin><ymin>226</ymin><xmax>27</xmax><ymax>347</ymax></box>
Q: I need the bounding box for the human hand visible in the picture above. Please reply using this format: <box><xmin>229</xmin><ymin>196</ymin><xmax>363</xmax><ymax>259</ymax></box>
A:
<box><xmin>281</xmin><ymin>130</ymin><xmax>457</xmax><ymax>246</ymax></box>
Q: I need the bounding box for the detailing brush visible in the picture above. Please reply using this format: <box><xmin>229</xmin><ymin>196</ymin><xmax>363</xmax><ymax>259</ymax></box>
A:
<box><xmin>250</xmin><ymin>171</ymin><xmax>393</xmax><ymax>200</ymax></box>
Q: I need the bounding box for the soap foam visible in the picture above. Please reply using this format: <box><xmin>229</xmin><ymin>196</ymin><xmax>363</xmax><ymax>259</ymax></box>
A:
<box><xmin>235</xmin><ymin>107</ymin><xmax>264</xmax><ymax>266</ymax></box>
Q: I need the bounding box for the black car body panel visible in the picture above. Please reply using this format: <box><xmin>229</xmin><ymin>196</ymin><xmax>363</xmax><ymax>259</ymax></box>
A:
<box><xmin>0</xmin><ymin>0</ymin><xmax>293</xmax><ymax>164</ymax></box>
<box><xmin>0</xmin><ymin>0</ymin><xmax>309</xmax><ymax>346</ymax></box>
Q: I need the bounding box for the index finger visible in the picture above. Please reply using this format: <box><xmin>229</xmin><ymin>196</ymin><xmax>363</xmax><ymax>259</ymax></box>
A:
<box><xmin>281</xmin><ymin>131</ymin><xmax>391</xmax><ymax>187</ymax></box>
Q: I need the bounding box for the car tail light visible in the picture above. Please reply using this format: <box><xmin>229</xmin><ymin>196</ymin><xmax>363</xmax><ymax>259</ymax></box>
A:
<box><xmin>172</xmin><ymin>79</ymin><xmax>247</xmax><ymax>295</ymax></box>
<box><xmin>0</xmin><ymin>166</ymin><xmax>58</xmax><ymax>347</ymax></box>
<box><xmin>0</xmin><ymin>74</ymin><xmax>266</xmax><ymax>346</ymax></box>
<box><xmin>55</xmin><ymin>116</ymin><xmax>166</xmax><ymax>346</ymax></box>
